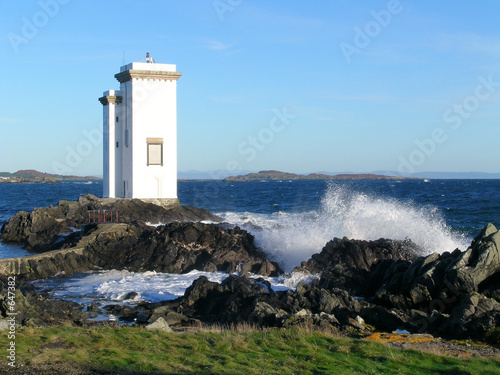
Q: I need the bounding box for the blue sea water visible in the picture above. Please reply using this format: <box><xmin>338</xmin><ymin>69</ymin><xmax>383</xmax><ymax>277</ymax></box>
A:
<box><xmin>0</xmin><ymin>179</ymin><xmax>499</xmax><ymax>270</ymax></box>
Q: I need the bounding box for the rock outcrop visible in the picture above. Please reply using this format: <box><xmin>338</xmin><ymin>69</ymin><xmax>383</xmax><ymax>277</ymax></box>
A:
<box><xmin>286</xmin><ymin>223</ymin><xmax>500</xmax><ymax>341</ymax></box>
<box><xmin>0</xmin><ymin>221</ymin><xmax>282</xmax><ymax>279</ymax></box>
<box><xmin>129</xmin><ymin>223</ymin><xmax>500</xmax><ymax>341</ymax></box>
<box><xmin>0</xmin><ymin>194</ymin><xmax>221</xmax><ymax>250</ymax></box>
<box><xmin>114</xmin><ymin>274</ymin><xmax>408</xmax><ymax>336</ymax></box>
<box><xmin>372</xmin><ymin>223</ymin><xmax>500</xmax><ymax>339</ymax></box>
<box><xmin>83</xmin><ymin>221</ymin><xmax>281</xmax><ymax>276</ymax></box>
<box><xmin>0</xmin><ymin>275</ymin><xmax>88</xmax><ymax>327</ymax></box>
<box><xmin>295</xmin><ymin>237</ymin><xmax>421</xmax><ymax>296</ymax></box>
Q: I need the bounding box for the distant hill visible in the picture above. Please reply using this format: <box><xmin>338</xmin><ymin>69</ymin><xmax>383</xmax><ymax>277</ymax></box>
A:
<box><xmin>223</xmin><ymin>170</ymin><xmax>412</xmax><ymax>182</ymax></box>
<box><xmin>178</xmin><ymin>169</ymin><xmax>255</xmax><ymax>180</ymax></box>
<box><xmin>0</xmin><ymin>170</ymin><xmax>101</xmax><ymax>183</ymax></box>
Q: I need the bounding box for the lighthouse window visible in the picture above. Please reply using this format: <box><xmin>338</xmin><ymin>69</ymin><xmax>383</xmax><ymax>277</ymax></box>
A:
<box><xmin>147</xmin><ymin>138</ymin><xmax>163</xmax><ymax>166</ymax></box>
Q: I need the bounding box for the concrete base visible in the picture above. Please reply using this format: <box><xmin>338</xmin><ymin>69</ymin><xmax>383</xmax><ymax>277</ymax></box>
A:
<box><xmin>98</xmin><ymin>197</ymin><xmax>181</xmax><ymax>210</ymax></box>
<box><xmin>139</xmin><ymin>198</ymin><xmax>181</xmax><ymax>209</ymax></box>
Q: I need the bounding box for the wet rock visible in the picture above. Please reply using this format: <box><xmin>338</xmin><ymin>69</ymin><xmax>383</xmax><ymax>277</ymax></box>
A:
<box><xmin>87</xmin><ymin>303</ymin><xmax>102</xmax><ymax>313</ymax></box>
<box><xmin>367</xmin><ymin>224</ymin><xmax>500</xmax><ymax>340</ymax></box>
<box><xmin>123</xmin><ymin>292</ymin><xmax>140</xmax><ymax>301</ymax></box>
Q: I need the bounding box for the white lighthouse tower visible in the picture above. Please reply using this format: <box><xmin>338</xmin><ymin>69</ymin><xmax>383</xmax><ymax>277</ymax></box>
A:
<box><xmin>99</xmin><ymin>53</ymin><xmax>181</xmax><ymax>207</ymax></box>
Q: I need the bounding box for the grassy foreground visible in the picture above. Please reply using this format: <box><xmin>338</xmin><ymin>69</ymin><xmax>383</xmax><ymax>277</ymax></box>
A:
<box><xmin>1</xmin><ymin>325</ymin><xmax>500</xmax><ymax>374</ymax></box>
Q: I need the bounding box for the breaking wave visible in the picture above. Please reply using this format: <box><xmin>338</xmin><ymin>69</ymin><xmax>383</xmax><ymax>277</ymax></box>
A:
<box><xmin>220</xmin><ymin>183</ymin><xmax>470</xmax><ymax>272</ymax></box>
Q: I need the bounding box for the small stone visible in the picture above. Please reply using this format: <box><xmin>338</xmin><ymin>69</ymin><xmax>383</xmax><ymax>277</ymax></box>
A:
<box><xmin>348</xmin><ymin>317</ymin><xmax>365</xmax><ymax>331</ymax></box>
<box><xmin>0</xmin><ymin>320</ymin><xmax>9</xmax><ymax>330</ymax></box>
<box><xmin>355</xmin><ymin>315</ymin><xmax>365</xmax><ymax>325</ymax></box>
<box><xmin>165</xmin><ymin>311</ymin><xmax>189</xmax><ymax>326</ymax></box>
<box><xmin>295</xmin><ymin>309</ymin><xmax>311</xmax><ymax>317</ymax></box>
<box><xmin>319</xmin><ymin>312</ymin><xmax>339</xmax><ymax>325</ymax></box>
<box><xmin>146</xmin><ymin>317</ymin><xmax>173</xmax><ymax>332</ymax></box>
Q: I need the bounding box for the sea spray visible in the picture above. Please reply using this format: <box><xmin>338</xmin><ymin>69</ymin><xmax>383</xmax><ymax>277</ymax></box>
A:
<box><xmin>320</xmin><ymin>183</ymin><xmax>470</xmax><ymax>253</ymax></box>
<box><xmin>220</xmin><ymin>183</ymin><xmax>471</xmax><ymax>271</ymax></box>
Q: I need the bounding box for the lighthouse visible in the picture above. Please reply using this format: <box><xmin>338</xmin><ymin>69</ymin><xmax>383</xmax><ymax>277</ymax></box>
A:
<box><xmin>99</xmin><ymin>53</ymin><xmax>181</xmax><ymax>207</ymax></box>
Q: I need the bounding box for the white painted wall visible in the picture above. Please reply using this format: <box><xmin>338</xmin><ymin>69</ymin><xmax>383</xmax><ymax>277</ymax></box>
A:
<box><xmin>121</xmin><ymin>80</ymin><xmax>134</xmax><ymax>198</ymax></box>
<box><xmin>101</xmin><ymin>89</ymin><xmax>121</xmax><ymax>198</ymax></box>
<box><xmin>129</xmin><ymin>77</ymin><xmax>178</xmax><ymax>198</ymax></box>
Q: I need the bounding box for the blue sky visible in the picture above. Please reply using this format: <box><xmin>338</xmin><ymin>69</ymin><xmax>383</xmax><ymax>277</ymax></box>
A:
<box><xmin>1</xmin><ymin>0</ymin><xmax>499</xmax><ymax>177</ymax></box>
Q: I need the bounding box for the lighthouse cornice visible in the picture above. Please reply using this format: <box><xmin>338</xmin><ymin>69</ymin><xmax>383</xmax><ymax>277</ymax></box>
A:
<box><xmin>115</xmin><ymin>70</ymin><xmax>182</xmax><ymax>83</ymax></box>
<box><xmin>99</xmin><ymin>95</ymin><xmax>123</xmax><ymax>106</ymax></box>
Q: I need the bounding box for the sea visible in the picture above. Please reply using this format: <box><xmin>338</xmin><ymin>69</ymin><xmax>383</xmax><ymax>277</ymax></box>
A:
<box><xmin>0</xmin><ymin>179</ymin><xmax>498</xmax><ymax>317</ymax></box>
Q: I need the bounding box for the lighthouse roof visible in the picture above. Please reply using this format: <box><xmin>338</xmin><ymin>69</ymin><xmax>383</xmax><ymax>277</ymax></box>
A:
<box><xmin>119</xmin><ymin>62</ymin><xmax>177</xmax><ymax>73</ymax></box>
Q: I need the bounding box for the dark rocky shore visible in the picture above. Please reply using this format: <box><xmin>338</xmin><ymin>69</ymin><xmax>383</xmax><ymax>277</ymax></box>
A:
<box><xmin>1</xmin><ymin>195</ymin><xmax>500</xmax><ymax>351</ymax></box>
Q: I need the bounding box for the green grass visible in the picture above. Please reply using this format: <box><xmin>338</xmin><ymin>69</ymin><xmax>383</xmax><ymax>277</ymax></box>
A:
<box><xmin>2</xmin><ymin>325</ymin><xmax>500</xmax><ymax>374</ymax></box>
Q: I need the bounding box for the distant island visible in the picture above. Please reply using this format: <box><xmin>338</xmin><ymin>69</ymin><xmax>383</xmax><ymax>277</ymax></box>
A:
<box><xmin>223</xmin><ymin>170</ymin><xmax>416</xmax><ymax>182</ymax></box>
<box><xmin>0</xmin><ymin>169</ymin><xmax>101</xmax><ymax>183</ymax></box>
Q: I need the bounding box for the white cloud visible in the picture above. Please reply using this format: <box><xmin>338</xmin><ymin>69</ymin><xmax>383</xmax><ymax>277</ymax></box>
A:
<box><xmin>316</xmin><ymin>93</ymin><xmax>397</xmax><ymax>103</ymax></box>
<box><xmin>434</xmin><ymin>32</ymin><xmax>500</xmax><ymax>57</ymax></box>
<box><xmin>204</xmin><ymin>39</ymin><xmax>232</xmax><ymax>51</ymax></box>
<box><xmin>210</xmin><ymin>96</ymin><xmax>246</xmax><ymax>104</ymax></box>
<box><xmin>0</xmin><ymin>118</ymin><xmax>22</xmax><ymax>123</ymax></box>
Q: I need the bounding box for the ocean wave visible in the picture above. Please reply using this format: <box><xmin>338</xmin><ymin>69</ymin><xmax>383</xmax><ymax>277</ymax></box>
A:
<box><xmin>219</xmin><ymin>183</ymin><xmax>471</xmax><ymax>272</ymax></box>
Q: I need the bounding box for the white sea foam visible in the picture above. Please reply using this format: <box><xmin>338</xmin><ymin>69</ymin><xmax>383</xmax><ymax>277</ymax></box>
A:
<box><xmin>258</xmin><ymin>272</ymin><xmax>320</xmax><ymax>292</ymax></box>
<box><xmin>220</xmin><ymin>184</ymin><xmax>471</xmax><ymax>271</ymax></box>
<box><xmin>35</xmin><ymin>269</ymin><xmax>230</xmax><ymax>305</ymax></box>
<box><xmin>33</xmin><ymin>269</ymin><xmax>314</xmax><ymax>310</ymax></box>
